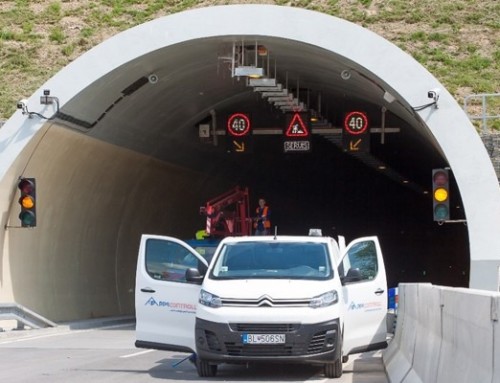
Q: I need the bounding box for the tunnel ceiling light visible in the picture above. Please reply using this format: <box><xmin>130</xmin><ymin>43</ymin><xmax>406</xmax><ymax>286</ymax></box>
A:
<box><xmin>249</xmin><ymin>78</ymin><xmax>277</xmax><ymax>87</ymax></box>
<box><xmin>234</xmin><ymin>66</ymin><xmax>264</xmax><ymax>78</ymax></box>
<box><xmin>262</xmin><ymin>90</ymin><xmax>289</xmax><ymax>98</ymax></box>
<box><xmin>253</xmin><ymin>85</ymin><xmax>282</xmax><ymax>92</ymax></box>
<box><xmin>274</xmin><ymin>99</ymin><xmax>299</xmax><ymax>106</ymax></box>
<box><xmin>281</xmin><ymin>103</ymin><xmax>306</xmax><ymax>112</ymax></box>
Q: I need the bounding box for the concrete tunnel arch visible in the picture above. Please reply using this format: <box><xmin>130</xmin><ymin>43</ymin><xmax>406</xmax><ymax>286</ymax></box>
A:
<box><xmin>1</xmin><ymin>4</ymin><xmax>500</xmax><ymax>321</ymax></box>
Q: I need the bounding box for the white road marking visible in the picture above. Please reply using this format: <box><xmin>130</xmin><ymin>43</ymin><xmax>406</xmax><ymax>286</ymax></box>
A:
<box><xmin>120</xmin><ymin>349</ymin><xmax>156</xmax><ymax>358</ymax></box>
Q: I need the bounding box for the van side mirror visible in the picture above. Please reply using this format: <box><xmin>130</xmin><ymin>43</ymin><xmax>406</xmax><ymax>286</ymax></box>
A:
<box><xmin>341</xmin><ymin>268</ymin><xmax>363</xmax><ymax>285</ymax></box>
<box><xmin>186</xmin><ymin>268</ymin><xmax>204</xmax><ymax>284</ymax></box>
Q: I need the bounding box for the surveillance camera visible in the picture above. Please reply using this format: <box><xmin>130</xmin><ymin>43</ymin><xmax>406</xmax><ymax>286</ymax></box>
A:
<box><xmin>17</xmin><ymin>99</ymin><xmax>28</xmax><ymax>110</ymax></box>
<box><xmin>148</xmin><ymin>74</ymin><xmax>159</xmax><ymax>84</ymax></box>
<box><xmin>427</xmin><ymin>88</ymin><xmax>440</xmax><ymax>99</ymax></box>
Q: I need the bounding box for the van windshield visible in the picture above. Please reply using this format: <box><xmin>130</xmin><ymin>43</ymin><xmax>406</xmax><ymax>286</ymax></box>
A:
<box><xmin>210</xmin><ymin>241</ymin><xmax>333</xmax><ymax>280</ymax></box>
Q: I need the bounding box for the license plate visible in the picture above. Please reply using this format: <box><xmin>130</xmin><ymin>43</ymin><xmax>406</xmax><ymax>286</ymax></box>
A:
<box><xmin>242</xmin><ymin>333</ymin><xmax>286</xmax><ymax>344</ymax></box>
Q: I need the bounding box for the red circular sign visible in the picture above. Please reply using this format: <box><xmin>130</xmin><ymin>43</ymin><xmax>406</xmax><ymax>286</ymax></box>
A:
<box><xmin>344</xmin><ymin>111</ymin><xmax>369</xmax><ymax>135</ymax></box>
<box><xmin>227</xmin><ymin>113</ymin><xmax>251</xmax><ymax>137</ymax></box>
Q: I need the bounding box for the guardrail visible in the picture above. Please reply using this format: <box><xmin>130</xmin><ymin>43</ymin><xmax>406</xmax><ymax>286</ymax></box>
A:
<box><xmin>0</xmin><ymin>302</ymin><xmax>57</xmax><ymax>330</ymax></box>
<box><xmin>383</xmin><ymin>283</ymin><xmax>499</xmax><ymax>383</ymax></box>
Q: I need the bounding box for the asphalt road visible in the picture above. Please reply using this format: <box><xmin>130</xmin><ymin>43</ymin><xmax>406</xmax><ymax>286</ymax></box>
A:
<box><xmin>0</xmin><ymin>320</ymin><xmax>388</xmax><ymax>382</ymax></box>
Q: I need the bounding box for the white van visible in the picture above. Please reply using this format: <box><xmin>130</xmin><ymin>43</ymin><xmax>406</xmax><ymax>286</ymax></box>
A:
<box><xmin>135</xmin><ymin>234</ymin><xmax>387</xmax><ymax>378</ymax></box>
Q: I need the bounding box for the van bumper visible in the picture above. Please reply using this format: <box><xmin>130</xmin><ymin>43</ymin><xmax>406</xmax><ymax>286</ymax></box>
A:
<box><xmin>195</xmin><ymin>317</ymin><xmax>341</xmax><ymax>364</ymax></box>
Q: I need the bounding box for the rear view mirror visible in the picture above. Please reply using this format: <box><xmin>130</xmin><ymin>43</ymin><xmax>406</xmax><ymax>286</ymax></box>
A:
<box><xmin>341</xmin><ymin>268</ymin><xmax>363</xmax><ymax>285</ymax></box>
<box><xmin>186</xmin><ymin>268</ymin><xmax>204</xmax><ymax>284</ymax></box>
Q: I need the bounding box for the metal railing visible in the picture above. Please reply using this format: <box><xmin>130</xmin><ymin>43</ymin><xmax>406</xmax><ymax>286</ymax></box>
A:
<box><xmin>464</xmin><ymin>93</ymin><xmax>500</xmax><ymax>132</ymax></box>
<box><xmin>0</xmin><ymin>302</ymin><xmax>57</xmax><ymax>331</ymax></box>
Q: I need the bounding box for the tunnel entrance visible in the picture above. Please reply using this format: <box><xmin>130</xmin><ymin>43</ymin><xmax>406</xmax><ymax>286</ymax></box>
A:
<box><xmin>7</xmin><ymin>5</ymin><xmax>499</xmax><ymax>322</ymax></box>
<box><xmin>182</xmin><ymin>123</ymin><xmax>470</xmax><ymax>289</ymax></box>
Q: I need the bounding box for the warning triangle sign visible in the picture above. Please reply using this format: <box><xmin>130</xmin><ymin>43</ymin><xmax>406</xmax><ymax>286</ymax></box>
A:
<box><xmin>285</xmin><ymin>113</ymin><xmax>310</xmax><ymax>137</ymax></box>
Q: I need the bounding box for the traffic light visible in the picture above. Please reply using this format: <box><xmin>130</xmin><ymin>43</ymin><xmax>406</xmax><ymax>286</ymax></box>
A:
<box><xmin>18</xmin><ymin>178</ymin><xmax>36</xmax><ymax>227</ymax></box>
<box><xmin>432</xmin><ymin>169</ymin><xmax>449</xmax><ymax>222</ymax></box>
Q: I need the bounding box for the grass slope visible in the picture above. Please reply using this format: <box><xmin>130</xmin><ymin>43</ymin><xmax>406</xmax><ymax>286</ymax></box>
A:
<box><xmin>0</xmin><ymin>0</ymin><xmax>499</xmax><ymax>127</ymax></box>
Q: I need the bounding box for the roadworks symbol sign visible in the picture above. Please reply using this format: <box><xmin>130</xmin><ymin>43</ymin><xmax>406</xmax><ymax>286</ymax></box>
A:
<box><xmin>285</xmin><ymin>113</ymin><xmax>310</xmax><ymax>137</ymax></box>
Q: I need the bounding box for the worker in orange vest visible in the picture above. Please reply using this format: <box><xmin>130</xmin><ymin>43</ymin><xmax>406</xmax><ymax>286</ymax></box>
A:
<box><xmin>254</xmin><ymin>198</ymin><xmax>271</xmax><ymax>235</ymax></box>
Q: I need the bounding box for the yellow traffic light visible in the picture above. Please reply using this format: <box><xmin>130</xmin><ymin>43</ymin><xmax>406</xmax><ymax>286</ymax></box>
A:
<box><xmin>433</xmin><ymin>187</ymin><xmax>448</xmax><ymax>203</ymax></box>
<box><xmin>432</xmin><ymin>169</ymin><xmax>449</xmax><ymax>221</ymax></box>
<box><xmin>18</xmin><ymin>178</ymin><xmax>36</xmax><ymax>227</ymax></box>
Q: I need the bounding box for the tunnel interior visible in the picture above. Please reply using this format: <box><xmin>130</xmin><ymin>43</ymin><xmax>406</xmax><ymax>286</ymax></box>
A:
<box><xmin>8</xmin><ymin>35</ymin><xmax>469</xmax><ymax>321</ymax></box>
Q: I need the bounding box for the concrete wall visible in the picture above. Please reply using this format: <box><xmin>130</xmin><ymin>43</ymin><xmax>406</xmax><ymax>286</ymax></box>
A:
<box><xmin>1</xmin><ymin>124</ymin><xmax>228</xmax><ymax>321</ymax></box>
<box><xmin>383</xmin><ymin>283</ymin><xmax>500</xmax><ymax>383</ymax></box>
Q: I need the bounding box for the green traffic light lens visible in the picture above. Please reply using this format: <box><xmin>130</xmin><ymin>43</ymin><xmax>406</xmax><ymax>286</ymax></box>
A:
<box><xmin>19</xmin><ymin>211</ymin><xmax>36</xmax><ymax>226</ymax></box>
<box><xmin>434</xmin><ymin>204</ymin><xmax>449</xmax><ymax>220</ymax></box>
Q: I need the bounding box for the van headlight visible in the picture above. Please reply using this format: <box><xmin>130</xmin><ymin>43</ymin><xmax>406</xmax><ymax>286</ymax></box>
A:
<box><xmin>199</xmin><ymin>289</ymin><xmax>222</xmax><ymax>308</ymax></box>
<box><xmin>309</xmin><ymin>290</ymin><xmax>338</xmax><ymax>308</ymax></box>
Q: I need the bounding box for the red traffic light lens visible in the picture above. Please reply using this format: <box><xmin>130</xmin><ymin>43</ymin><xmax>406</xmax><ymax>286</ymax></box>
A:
<box><xmin>18</xmin><ymin>179</ymin><xmax>34</xmax><ymax>194</ymax></box>
<box><xmin>433</xmin><ymin>171</ymin><xmax>448</xmax><ymax>186</ymax></box>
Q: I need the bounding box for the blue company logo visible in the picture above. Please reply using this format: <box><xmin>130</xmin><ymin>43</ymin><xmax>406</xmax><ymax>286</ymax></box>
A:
<box><xmin>348</xmin><ymin>301</ymin><xmax>382</xmax><ymax>311</ymax></box>
<box><xmin>144</xmin><ymin>297</ymin><xmax>196</xmax><ymax>311</ymax></box>
<box><xmin>348</xmin><ymin>301</ymin><xmax>364</xmax><ymax>311</ymax></box>
<box><xmin>145</xmin><ymin>297</ymin><xmax>159</xmax><ymax>306</ymax></box>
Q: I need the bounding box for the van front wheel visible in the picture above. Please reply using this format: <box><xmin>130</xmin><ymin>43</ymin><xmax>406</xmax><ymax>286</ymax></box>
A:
<box><xmin>196</xmin><ymin>358</ymin><xmax>218</xmax><ymax>377</ymax></box>
<box><xmin>324</xmin><ymin>357</ymin><xmax>342</xmax><ymax>378</ymax></box>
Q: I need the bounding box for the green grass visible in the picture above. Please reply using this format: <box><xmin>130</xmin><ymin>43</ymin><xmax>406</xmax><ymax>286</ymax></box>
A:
<box><xmin>0</xmin><ymin>0</ymin><xmax>499</xmax><ymax>129</ymax></box>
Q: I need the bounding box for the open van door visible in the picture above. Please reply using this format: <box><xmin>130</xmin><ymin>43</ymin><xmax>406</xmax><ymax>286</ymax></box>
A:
<box><xmin>340</xmin><ymin>236</ymin><xmax>388</xmax><ymax>356</ymax></box>
<box><xmin>135</xmin><ymin>235</ymin><xmax>208</xmax><ymax>353</ymax></box>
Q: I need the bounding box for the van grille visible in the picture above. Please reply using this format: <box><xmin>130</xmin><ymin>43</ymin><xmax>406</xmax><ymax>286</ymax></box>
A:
<box><xmin>225</xmin><ymin>343</ymin><xmax>295</xmax><ymax>356</ymax></box>
<box><xmin>221</xmin><ymin>296</ymin><xmax>310</xmax><ymax>307</ymax></box>
<box><xmin>308</xmin><ymin>331</ymin><xmax>327</xmax><ymax>353</ymax></box>
<box><xmin>231</xmin><ymin>323</ymin><xmax>299</xmax><ymax>332</ymax></box>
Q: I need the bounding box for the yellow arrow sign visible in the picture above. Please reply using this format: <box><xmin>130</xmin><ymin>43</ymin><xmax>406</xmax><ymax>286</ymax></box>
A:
<box><xmin>233</xmin><ymin>140</ymin><xmax>245</xmax><ymax>152</ymax></box>
<box><xmin>349</xmin><ymin>139</ymin><xmax>362</xmax><ymax>151</ymax></box>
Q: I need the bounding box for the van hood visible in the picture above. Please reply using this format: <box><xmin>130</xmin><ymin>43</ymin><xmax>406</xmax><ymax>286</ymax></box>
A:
<box><xmin>203</xmin><ymin>278</ymin><xmax>334</xmax><ymax>300</ymax></box>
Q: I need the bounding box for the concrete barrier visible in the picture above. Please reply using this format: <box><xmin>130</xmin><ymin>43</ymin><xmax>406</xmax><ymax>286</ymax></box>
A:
<box><xmin>402</xmin><ymin>284</ymin><xmax>441</xmax><ymax>383</ymax></box>
<box><xmin>437</xmin><ymin>287</ymin><xmax>496</xmax><ymax>383</ymax></box>
<box><xmin>384</xmin><ymin>283</ymin><xmax>500</xmax><ymax>383</ymax></box>
<box><xmin>383</xmin><ymin>284</ymin><xmax>420</xmax><ymax>382</ymax></box>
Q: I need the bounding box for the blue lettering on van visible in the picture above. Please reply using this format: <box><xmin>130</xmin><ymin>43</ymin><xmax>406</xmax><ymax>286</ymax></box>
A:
<box><xmin>348</xmin><ymin>301</ymin><xmax>382</xmax><ymax>311</ymax></box>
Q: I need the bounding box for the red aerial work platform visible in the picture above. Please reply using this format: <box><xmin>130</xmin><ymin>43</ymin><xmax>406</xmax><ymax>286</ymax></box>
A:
<box><xmin>200</xmin><ymin>186</ymin><xmax>252</xmax><ymax>237</ymax></box>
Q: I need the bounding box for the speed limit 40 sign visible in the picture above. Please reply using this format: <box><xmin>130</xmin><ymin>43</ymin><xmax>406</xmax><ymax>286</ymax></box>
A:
<box><xmin>226</xmin><ymin>113</ymin><xmax>252</xmax><ymax>154</ymax></box>
<box><xmin>343</xmin><ymin>111</ymin><xmax>370</xmax><ymax>152</ymax></box>
<box><xmin>227</xmin><ymin>113</ymin><xmax>251</xmax><ymax>137</ymax></box>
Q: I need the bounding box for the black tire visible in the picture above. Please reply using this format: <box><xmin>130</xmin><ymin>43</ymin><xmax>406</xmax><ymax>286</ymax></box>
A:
<box><xmin>196</xmin><ymin>358</ymin><xmax>218</xmax><ymax>377</ymax></box>
<box><xmin>324</xmin><ymin>357</ymin><xmax>343</xmax><ymax>379</ymax></box>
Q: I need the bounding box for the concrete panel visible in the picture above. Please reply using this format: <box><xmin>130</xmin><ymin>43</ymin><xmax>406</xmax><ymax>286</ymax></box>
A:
<box><xmin>402</xmin><ymin>284</ymin><xmax>441</xmax><ymax>383</ymax></box>
<box><xmin>384</xmin><ymin>284</ymin><xmax>419</xmax><ymax>383</ymax></box>
<box><xmin>494</xmin><ymin>295</ymin><xmax>500</xmax><ymax>382</ymax></box>
<box><xmin>383</xmin><ymin>285</ymin><xmax>405</xmax><ymax>365</ymax></box>
<box><xmin>437</xmin><ymin>288</ymin><xmax>495</xmax><ymax>383</ymax></box>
